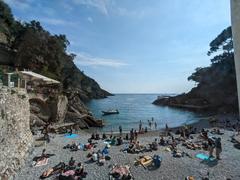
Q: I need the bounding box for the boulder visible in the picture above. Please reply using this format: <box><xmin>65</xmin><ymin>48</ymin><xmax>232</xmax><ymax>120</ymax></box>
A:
<box><xmin>30</xmin><ymin>113</ymin><xmax>46</xmax><ymax>127</ymax></box>
<box><xmin>55</xmin><ymin>95</ymin><xmax>68</xmax><ymax>123</ymax></box>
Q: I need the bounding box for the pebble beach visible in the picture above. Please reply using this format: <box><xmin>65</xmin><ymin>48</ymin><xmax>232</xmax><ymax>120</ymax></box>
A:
<box><xmin>15</xmin><ymin>116</ymin><xmax>240</xmax><ymax>180</ymax></box>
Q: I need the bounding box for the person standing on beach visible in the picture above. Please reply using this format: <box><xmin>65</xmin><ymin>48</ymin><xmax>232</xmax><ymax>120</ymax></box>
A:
<box><xmin>130</xmin><ymin>129</ymin><xmax>134</xmax><ymax>142</ymax></box>
<box><xmin>165</xmin><ymin>123</ymin><xmax>169</xmax><ymax>136</ymax></box>
<box><xmin>134</xmin><ymin>130</ymin><xmax>138</xmax><ymax>141</ymax></box>
<box><xmin>139</xmin><ymin>120</ymin><xmax>142</xmax><ymax>132</ymax></box>
<box><xmin>155</xmin><ymin>122</ymin><xmax>157</xmax><ymax>130</ymax></box>
<box><xmin>119</xmin><ymin>125</ymin><xmax>122</xmax><ymax>135</ymax></box>
<box><xmin>215</xmin><ymin>138</ymin><xmax>222</xmax><ymax>160</ymax></box>
<box><xmin>208</xmin><ymin>137</ymin><xmax>215</xmax><ymax>158</ymax></box>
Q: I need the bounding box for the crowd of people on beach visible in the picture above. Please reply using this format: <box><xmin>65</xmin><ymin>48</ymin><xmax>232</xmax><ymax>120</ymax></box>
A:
<box><xmin>31</xmin><ymin>116</ymin><xmax>240</xmax><ymax>180</ymax></box>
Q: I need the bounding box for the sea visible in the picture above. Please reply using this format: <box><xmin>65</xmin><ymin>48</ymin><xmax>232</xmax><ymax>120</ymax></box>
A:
<box><xmin>86</xmin><ymin>94</ymin><xmax>206</xmax><ymax>132</ymax></box>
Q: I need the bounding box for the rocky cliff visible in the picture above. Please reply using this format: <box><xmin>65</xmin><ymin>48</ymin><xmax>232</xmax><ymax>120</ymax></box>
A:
<box><xmin>0</xmin><ymin>87</ymin><xmax>33</xmax><ymax>179</ymax></box>
<box><xmin>0</xmin><ymin>1</ymin><xmax>111</xmax><ymax>128</ymax></box>
<box><xmin>153</xmin><ymin>27</ymin><xmax>238</xmax><ymax>113</ymax></box>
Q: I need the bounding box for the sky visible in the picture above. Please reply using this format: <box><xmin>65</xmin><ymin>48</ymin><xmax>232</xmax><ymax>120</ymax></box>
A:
<box><xmin>4</xmin><ymin>0</ymin><xmax>231</xmax><ymax>94</ymax></box>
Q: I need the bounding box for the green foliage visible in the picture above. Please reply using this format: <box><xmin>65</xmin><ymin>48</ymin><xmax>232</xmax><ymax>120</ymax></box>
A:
<box><xmin>207</xmin><ymin>26</ymin><xmax>233</xmax><ymax>56</ymax></box>
<box><xmin>0</xmin><ymin>1</ymin><xmax>14</xmax><ymax>26</ymax></box>
<box><xmin>0</xmin><ymin>1</ymin><xmax>109</xmax><ymax>100</ymax></box>
<box><xmin>41</xmin><ymin>66</ymin><xmax>58</xmax><ymax>80</ymax></box>
<box><xmin>188</xmin><ymin>26</ymin><xmax>235</xmax><ymax>86</ymax></box>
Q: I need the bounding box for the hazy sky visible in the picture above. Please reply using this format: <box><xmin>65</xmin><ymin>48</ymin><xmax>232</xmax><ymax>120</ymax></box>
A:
<box><xmin>5</xmin><ymin>0</ymin><xmax>231</xmax><ymax>93</ymax></box>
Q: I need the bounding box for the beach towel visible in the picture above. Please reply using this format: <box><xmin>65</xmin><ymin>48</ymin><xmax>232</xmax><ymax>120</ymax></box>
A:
<box><xmin>34</xmin><ymin>158</ymin><xmax>49</xmax><ymax>167</ymax></box>
<box><xmin>109</xmin><ymin>165</ymin><xmax>133</xmax><ymax>180</ymax></box>
<box><xmin>64</xmin><ymin>134</ymin><xmax>79</xmax><ymax>138</ymax></box>
<box><xmin>195</xmin><ymin>153</ymin><xmax>214</xmax><ymax>161</ymax></box>
<box><xmin>104</xmin><ymin>141</ymin><xmax>110</xmax><ymax>144</ymax></box>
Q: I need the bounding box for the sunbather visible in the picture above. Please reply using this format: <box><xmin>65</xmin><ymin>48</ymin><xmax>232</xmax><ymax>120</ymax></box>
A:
<box><xmin>102</xmin><ymin>145</ymin><xmax>109</xmax><ymax>156</ymax></box>
<box><xmin>159</xmin><ymin>136</ymin><xmax>166</xmax><ymax>146</ymax></box>
<box><xmin>200</xmin><ymin>129</ymin><xmax>208</xmax><ymax>140</ymax></box>
<box><xmin>67</xmin><ymin>157</ymin><xmax>76</xmax><ymax>170</ymax></box>
<box><xmin>116</xmin><ymin>137</ymin><xmax>123</xmax><ymax>146</ymax></box>
<box><xmin>150</xmin><ymin>139</ymin><xmax>158</xmax><ymax>151</ymax></box>
<box><xmin>40</xmin><ymin>162</ymin><xmax>65</xmax><ymax>179</ymax></box>
<box><xmin>75</xmin><ymin>162</ymin><xmax>87</xmax><ymax>177</ymax></box>
<box><xmin>33</xmin><ymin>149</ymin><xmax>55</xmax><ymax>163</ymax></box>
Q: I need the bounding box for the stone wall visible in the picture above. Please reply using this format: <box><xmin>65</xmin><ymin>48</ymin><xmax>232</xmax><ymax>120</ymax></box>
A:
<box><xmin>231</xmin><ymin>0</ymin><xmax>240</xmax><ymax>113</ymax></box>
<box><xmin>0</xmin><ymin>87</ymin><xmax>33</xmax><ymax>179</ymax></box>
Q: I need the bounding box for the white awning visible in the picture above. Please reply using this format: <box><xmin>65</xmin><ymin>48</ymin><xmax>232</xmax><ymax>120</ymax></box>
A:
<box><xmin>19</xmin><ymin>71</ymin><xmax>60</xmax><ymax>84</ymax></box>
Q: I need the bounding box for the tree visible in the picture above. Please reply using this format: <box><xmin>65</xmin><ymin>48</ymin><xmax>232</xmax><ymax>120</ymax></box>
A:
<box><xmin>188</xmin><ymin>26</ymin><xmax>235</xmax><ymax>86</ymax></box>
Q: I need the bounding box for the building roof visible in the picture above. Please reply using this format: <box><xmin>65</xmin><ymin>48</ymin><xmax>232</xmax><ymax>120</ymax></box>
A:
<box><xmin>19</xmin><ymin>71</ymin><xmax>60</xmax><ymax>84</ymax></box>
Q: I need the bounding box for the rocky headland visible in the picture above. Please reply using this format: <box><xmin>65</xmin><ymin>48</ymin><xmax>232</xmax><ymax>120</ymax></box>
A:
<box><xmin>153</xmin><ymin>27</ymin><xmax>238</xmax><ymax>113</ymax></box>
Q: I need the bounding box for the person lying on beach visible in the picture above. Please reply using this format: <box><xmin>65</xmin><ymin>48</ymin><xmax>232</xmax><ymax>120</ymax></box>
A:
<box><xmin>58</xmin><ymin>162</ymin><xmax>88</xmax><ymax>180</ymax></box>
<box><xmin>182</xmin><ymin>141</ymin><xmax>201</xmax><ymax>150</ymax></box>
<box><xmin>210</xmin><ymin>128</ymin><xmax>224</xmax><ymax>135</ymax></box>
<box><xmin>33</xmin><ymin>149</ymin><xmax>55</xmax><ymax>163</ymax></box>
<box><xmin>63</xmin><ymin>142</ymin><xmax>78</xmax><ymax>151</ymax></box>
<box><xmin>40</xmin><ymin>162</ymin><xmax>65</xmax><ymax>179</ymax></box>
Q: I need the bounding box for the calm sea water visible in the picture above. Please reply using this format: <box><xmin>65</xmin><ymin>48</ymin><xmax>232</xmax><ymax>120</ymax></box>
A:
<box><xmin>86</xmin><ymin>94</ymin><xmax>204</xmax><ymax>132</ymax></box>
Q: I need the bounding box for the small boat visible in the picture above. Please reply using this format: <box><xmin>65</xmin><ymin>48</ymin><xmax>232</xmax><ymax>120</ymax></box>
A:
<box><xmin>102</xmin><ymin>109</ymin><xmax>119</xmax><ymax>116</ymax></box>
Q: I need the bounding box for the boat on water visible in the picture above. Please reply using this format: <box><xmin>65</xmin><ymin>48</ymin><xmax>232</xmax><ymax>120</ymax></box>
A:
<box><xmin>102</xmin><ymin>109</ymin><xmax>119</xmax><ymax>116</ymax></box>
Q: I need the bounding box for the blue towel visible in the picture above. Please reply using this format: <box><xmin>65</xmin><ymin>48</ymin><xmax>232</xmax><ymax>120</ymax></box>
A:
<box><xmin>196</xmin><ymin>153</ymin><xmax>214</xmax><ymax>161</ymax></box>
<box><xmin>64</xmin><ymin>134</ymin><xmax>79</xmax><ymax>138</ymax></box>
